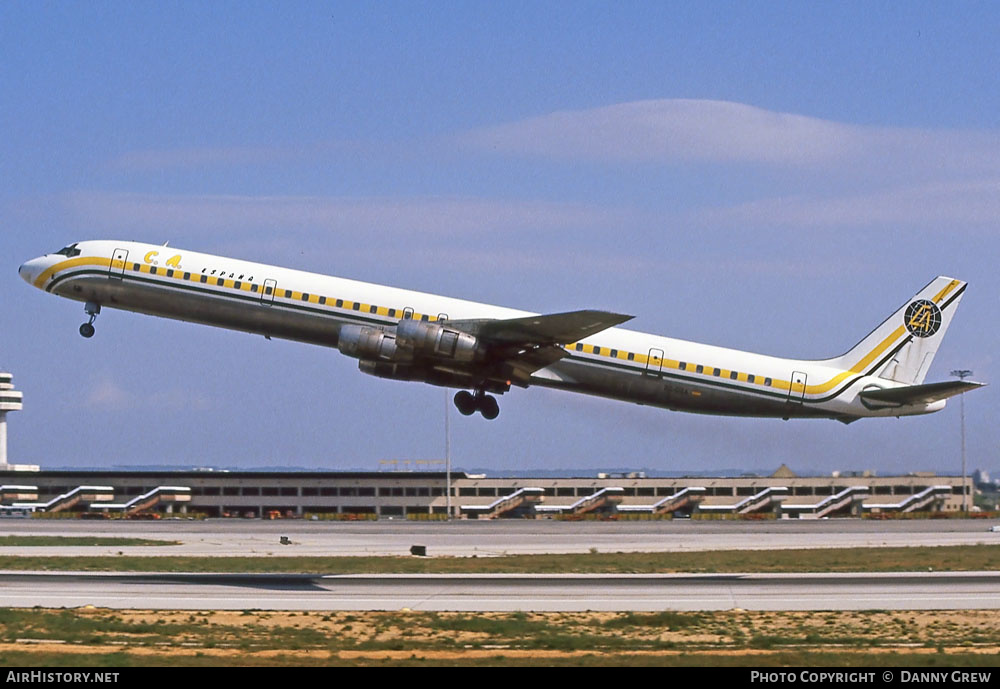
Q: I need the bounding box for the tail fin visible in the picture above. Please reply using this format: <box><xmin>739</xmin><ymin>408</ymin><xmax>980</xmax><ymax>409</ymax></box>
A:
<box><xmin>825</xmin><ymin>276</ymin><xmax>966</xmax><ymax>385</ymax></box>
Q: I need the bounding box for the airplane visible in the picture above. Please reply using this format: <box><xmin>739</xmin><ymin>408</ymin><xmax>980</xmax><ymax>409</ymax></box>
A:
<box><xmin>19</xmin><ymin>240</ymin><xmax>983</xmax><ymax>422</ymax></box>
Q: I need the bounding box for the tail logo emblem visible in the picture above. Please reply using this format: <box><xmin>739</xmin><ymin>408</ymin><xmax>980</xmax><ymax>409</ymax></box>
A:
<box><xmin>904</xmin><ymin>299</ymin><xmax>942</xmax><ymax>338</ymax></box>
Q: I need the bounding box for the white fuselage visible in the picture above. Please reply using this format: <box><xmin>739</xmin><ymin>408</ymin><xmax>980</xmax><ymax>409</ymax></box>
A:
<box><xmin>19</xmin><ymin>240</ymin><xmax>951</xmax><ymax>422</ymax></box>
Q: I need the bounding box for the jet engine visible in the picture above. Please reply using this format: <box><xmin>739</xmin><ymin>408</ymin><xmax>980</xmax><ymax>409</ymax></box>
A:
<box><xmin>337</xmin><ymin>320</ymin><xmax>480</xmax><ymax>364</ymax></box>
<box><xmin>336</xmin><ymin>324</ymin><xmax>398</xmax><ymax>361</ymax></box>
<box><xmin>395</xmin><ymin>319</ymin><xmax>479</xmax><ymax>363</ymax></box>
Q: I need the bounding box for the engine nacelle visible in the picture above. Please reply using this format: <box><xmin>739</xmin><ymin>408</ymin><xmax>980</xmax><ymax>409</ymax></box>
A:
<box><xmin>338</xmin><ymin>320</ymin><xmax>480</xmax><ymax>365</ymax></box>
<box><xmin>337</xmin><ymin>325</ymin><xmax>401</xmax><ymax>361</ymax></box>
<box><xmin>358</xmin><ymin>359</ymin><xmax>509</xmax><ymax>394</ymax></box>
<box><xmin>395</xmin><ymin>319</ymin><xmax>479</xmax><ymax>363</ymax></box>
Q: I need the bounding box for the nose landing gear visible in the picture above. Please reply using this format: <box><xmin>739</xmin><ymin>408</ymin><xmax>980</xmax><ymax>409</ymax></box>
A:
<box><xmin>79</xmin><ymin>302</ymin><xmax>100</xmax><ymax>338</ymax></box>
<box><xmin>454</xmin><ymin>389</ymin><xmax>500</xmax><ymax>420</ymax></box>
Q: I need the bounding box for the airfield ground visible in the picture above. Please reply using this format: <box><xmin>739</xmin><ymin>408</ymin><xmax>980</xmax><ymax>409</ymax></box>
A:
<box><xmin>0</xmin><ymin>520</ymin><xmax>997</xmax><ymax>666</ymax></box>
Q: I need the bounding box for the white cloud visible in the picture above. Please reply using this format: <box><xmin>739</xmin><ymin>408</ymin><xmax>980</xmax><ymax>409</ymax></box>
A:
<box><xmin>86</xmin><ymin>378</ymin><xmax>212</xmax><ymax>412</ymax></box>
<box><xmin>458</xmin><ymin>99</ymin><xmax>1000</xmax><ymax>177</ymax></box>
<box><xmin>86</xmin><ymin>379</ymin><xmax>132</xmax><ymax>408</ymax></box>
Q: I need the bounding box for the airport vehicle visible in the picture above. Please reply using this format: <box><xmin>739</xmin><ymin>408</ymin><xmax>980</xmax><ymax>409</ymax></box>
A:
<box><xmin>19</xmin><ymin>240</ymin><xmax>983</xmax><ymax>421</ymax></box>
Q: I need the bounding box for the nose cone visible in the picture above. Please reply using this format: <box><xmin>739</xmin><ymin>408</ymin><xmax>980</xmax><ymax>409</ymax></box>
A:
<box><xmin>18</xmin><ymin>257</ymin><xmax>46</xmax><ymax>286</ymax></box>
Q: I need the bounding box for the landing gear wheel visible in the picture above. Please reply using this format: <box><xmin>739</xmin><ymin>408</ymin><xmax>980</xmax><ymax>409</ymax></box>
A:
<box><xmin>80</xmin><ymin>301</ymin><xmax>101</xmax><ymax>338</ymax></box>
<box><xmin>453</xmin><ymin>390</ymin><xmax>501</xmax><ymax>419</ymax></box>
<box><xmin>479</xmin><ymin>395</ymin><xmax>500</xmax><ymax>420</ymax></box>
<box><xmin>454</xmin><ymin>390</ymin><xmax>477</xmax><ymax>416</ymax></box>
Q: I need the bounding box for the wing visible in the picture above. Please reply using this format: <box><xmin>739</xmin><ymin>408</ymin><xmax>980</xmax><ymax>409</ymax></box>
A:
<box><xmin>859</xmin><ymin>380</ymin><xmax>986</xmax><ymax>406</ymax></box>
<box><xmin>446</xmin><ymin>310</ymin><xmax>633</xmax><ymax>385</ymax></box>
<box><xmin>447</xmin><ymin>309</ymin><xmax>633</xmax><ymax>345</ymax></box>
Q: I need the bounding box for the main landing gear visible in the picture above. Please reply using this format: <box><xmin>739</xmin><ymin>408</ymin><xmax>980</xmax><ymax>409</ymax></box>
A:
<box><xmin>454</xmin><ymin>390</ymin><xmax>500</xmax><ymax>420</ymax></box>
<box><xmin>79</xmin><ymin>301</ymin><xmax>100</xmax><ymax>338</ymax></box>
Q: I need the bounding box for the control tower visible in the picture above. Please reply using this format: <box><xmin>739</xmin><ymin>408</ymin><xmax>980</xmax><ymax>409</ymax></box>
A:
<box><xmin>0</xmin><ymin>372</ymin><xmax>35</xmax><ymax>471</ymax></box>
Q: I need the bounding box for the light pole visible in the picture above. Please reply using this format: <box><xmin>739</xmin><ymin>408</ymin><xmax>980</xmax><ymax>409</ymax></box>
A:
<box><xmin>950</xmin><ymin>369</ymin><xmax>972</xmax><ymax>513</ymax></box>
<box><xmin>445</xmin><ymin>389</ymin><xmax>452</xmax><ymax>520</ymax></box>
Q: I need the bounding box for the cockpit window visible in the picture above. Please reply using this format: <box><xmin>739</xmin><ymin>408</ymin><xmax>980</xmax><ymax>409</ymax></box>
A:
<box><xmin>54</xmin><ymin>244</ymin><xmax>81</xmax><ymax>257</ymax></box>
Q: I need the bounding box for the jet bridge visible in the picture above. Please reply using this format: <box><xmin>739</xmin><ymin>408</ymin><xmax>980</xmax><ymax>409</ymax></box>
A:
<box><xmin>460</xmin><ymin>487</ymin><xmax>544</xmax><ymax>519</ymax></box>
<box><xmin>616</xmin><ymin>487</ymin><xmax>707</xmax><ymax>516</ymax></box>
<box><xmin>781</xmin><ymin>486</ymin><xmax>870</xmax><ymax>519</ymax></box>
<box><xmin>92</xmin><ymin>486</ymin><xmax>192</xmax><ymax>516</ymax></box>
<box><xmin>12</xmin><ymin>485</ymin><xmax>114</xmax><ymax>513</ymax></box>
<box><xmin>1</xmin><ymin>485</ymin><xmax>38</xmax><ymax>502</ymax></box>
<box><xmin>534</xmin><ymin>487</ymin><xmax>625</xmax><ymax>517</ymax></box>
<box><xmin>697</xmin><ymin>487</ymin><xmax>789</xmax><ymax>516</ymax></box>
<box><xmin>863</xmin><ymin>485</ymin><xmax>952</xmax><ymax>514</ymax></box>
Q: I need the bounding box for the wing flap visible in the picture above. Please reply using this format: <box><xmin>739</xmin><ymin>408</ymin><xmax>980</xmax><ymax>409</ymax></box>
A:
<box><xmin>446</xmin><ymin>310</ymin><xmax>632</xmax><ymax>346</ymax></box>
<box><xmin>860</xmin><ymin>380</ymin><xmax>986</xmax><ymax>406</ymax></box>
<box><xmin>441</xmin><ymin>310</ymin><xmax>631</xmax><ymax>385</ymax></box>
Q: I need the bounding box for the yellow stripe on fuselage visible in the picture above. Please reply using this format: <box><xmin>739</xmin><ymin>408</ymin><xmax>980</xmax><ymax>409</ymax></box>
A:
<box><xmin>34</xmin><ymin>256</ymin><xmax>112</xmax><ymax>289</ymax></box>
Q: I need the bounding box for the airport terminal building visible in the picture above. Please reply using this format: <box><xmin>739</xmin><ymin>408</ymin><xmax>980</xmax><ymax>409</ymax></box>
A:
<box><xmin>0</xmin><ymin>467</ymin><xmax>973</xmax><ymax>520</ymax></box>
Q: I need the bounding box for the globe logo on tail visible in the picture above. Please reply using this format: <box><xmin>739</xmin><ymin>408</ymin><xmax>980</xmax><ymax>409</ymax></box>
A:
<box><xmin>904</xmin><ymin>299</ymin><xmax>942</xmax><ymax>338</ymax></box>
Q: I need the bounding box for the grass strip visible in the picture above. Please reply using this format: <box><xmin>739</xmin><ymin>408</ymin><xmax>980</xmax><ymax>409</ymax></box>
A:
<box><xmin>1</xmin><ymin>608</ymin><xmax>999</xmax><ymax>667</ymax></box>
<box><xmin>0</xmin><ymin>544</ymin><xmax>996</xmax><ymax>573</ymax></box>
<box><xmin>0</xmin><ymin>536</ymin><xmax>178</xmax><ymax>547</ymax></box>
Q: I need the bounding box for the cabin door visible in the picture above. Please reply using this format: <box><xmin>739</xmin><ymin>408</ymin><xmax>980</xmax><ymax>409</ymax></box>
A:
<box><xmin>788</xmin><ymin>371</ymin><xmax>808</xmax><ymax>403</ymax></box>
<box><xmin>261</xmin><ymin>279</ymin><xmax>277</xmax><ymax>305</ymax></box>
<box><xmin>646</xmin><ymin>348</ymin><xmax>664</xmax><ymax>375</ymax></box>
<box><xmin>110</xmin><ymin>248</ymin><xmax>129</xmax><ymax>279</ymax></box>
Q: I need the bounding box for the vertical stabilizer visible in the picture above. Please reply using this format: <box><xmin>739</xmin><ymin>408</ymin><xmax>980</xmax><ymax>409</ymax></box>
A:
<box><xmin>825</xmin><ymin>277</ymin><xmax>966</xmax><ymax>385</ymax></box>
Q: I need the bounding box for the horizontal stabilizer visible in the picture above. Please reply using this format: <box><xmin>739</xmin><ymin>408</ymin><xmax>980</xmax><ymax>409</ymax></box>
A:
<box><xmin>860</xmin><ymin>380</ymin><xmax>986</xmax><ymax>406</ymax></box>
<box><xmin>447</xmin><ymin>310</ymin><xmax>633</xmax><ymax>346</ymax></box>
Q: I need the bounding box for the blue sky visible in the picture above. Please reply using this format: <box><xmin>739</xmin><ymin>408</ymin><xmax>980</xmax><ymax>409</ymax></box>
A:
<box><xmin>2</xmin><ymin>1</ymin><xmax>997</xmax><ymax>476</ymax></box>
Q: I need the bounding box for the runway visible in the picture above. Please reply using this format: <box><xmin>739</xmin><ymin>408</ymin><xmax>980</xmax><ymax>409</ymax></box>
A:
<box><xmin>2</xmin><ymin>519</ymin><xmax>997</xmax><ymax>612</ymax></box>
<box><xmin>1</xmin><ymin>518</ymin><xmax>997</xmax><ymax>557</ymax></box>
<box><xmin>1</xmin><ymin>571</ymin><xmax>998</xmax><ymax>611</ymax></box>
